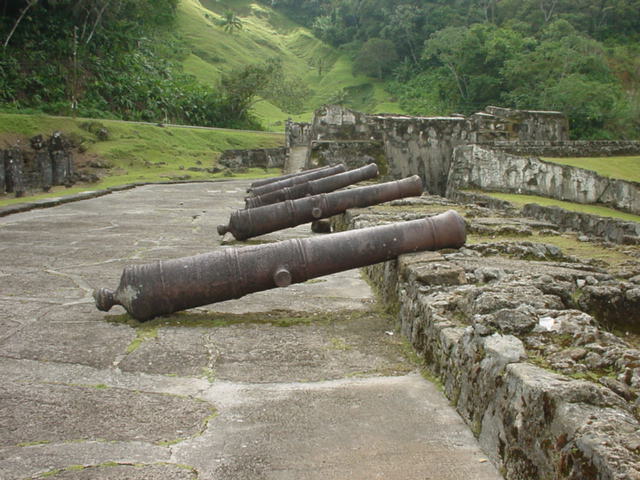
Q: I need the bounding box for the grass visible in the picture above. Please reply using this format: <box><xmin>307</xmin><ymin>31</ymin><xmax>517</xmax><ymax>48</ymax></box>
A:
<box><xmin>126</xmin><ymin>327</ymin><xmax>159</xmax><ymax>354</ymax></box>
<box><xmin>542</xmin><ymin>156</ymin><xmax>640</xmax><ymax>183</ymax></box>
<box><xmin>175</xmin><ymin>0</ymin><xmax>403</xmax><ymax>130</ymax></box>
<box><xmin>467</xmin><ymin>232</ymin><xmax>635</xmax><ymax>269</ymax></box>
<box><xmin>106</xmin><ymin>309</ymin><xmax>354</xmax><ymax>329</ymax></box>
<box><xmin>482</xmin><ymin>191</ymin><xmax>640</xmax><ymax>223</ymax></box>
<box><xmin>0</xmin><ymin>112</ymin><xmax>284</xmax><ymax>207</ymax></box>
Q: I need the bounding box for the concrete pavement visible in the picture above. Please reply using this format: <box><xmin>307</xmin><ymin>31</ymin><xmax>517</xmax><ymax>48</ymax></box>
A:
<box><xmin>0</xmin><ymin>181</ymin><xmax>503</xmax><ymax>479</ymax></box>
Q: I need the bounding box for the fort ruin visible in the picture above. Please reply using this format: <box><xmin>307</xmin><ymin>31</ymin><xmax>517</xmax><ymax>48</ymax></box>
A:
<box><xmin>1</xmin><ymin>106</ymin><xmax>639</xmax><ymax>479</ymax></box>
<box><xmin>279</xmin><ymin>105</ymin><xmax>640</xmax><ymax>478</ymax></box>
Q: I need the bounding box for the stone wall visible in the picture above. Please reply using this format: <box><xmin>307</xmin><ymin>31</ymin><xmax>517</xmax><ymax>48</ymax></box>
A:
<box><xmin>448</xmin><ymin>190</ymin><xmax>517</xmax><ymax>212</ymax></box>
<box><xmin>447</xmin><ymin>145</ymin><xmax>640</xmax><ymax>215</ymax></box>
<box><xmin>0</xmin><ymin>150</ymin><xmax>4</xmax><ymax>192</ymax></box>
<box><xmin>218</xmin><ymin>148</ymin><xmax>287</xmax><ymax>170</ymax></box>
<box><xmin>286</xmin><ymin>105</ymin><xmax>570</xmax><ymax>196</ymax></box>
<box><xmin>285</xmin><ymin>119</ymin><xmax>312</xmax><ymax>148</ymax></box>
<box><xmin>449</xmin><ymin>190</ymin><xmax>640</xmax><ymax>245</ymax></box>
<box><xmin>310</xmin><ymin>105</ymin><xmax>380</xmax><ymax>142</ymax></box>
<box><xmin>332</xmin><ymin>201</ymin><xmax>640</xmax><ymax>480</ymax></box>
<box><xmin>476</xmin><ymin>106</ymin><xmax>569</xmax><ymax>142</ymax></box>
<box><xmin>0</xmin><ymin>133</ymin><xmax>74</xmax><ymax>197</ymax></box>
<box><xmin>483</xmin><ymin>140</ymin><xmax>640</xmax><ymax>158</ymax></box>
<box><xmin>309</xmin><ymin>140</ymin><xmax>387</xmax><ymax>174</ymax></box>
<box><xmin>522</xmin><ymin>203</ymin><xmax>640</xmax><ymax>245</ymax></box>
<box><xmin>373</xmin><ymin>115</ymin><xmax>470</xmax><ymax>195</ymax></box>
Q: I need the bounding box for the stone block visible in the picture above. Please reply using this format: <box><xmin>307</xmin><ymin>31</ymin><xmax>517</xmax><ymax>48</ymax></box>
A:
<box><xmin>482</xmin><ymin>333</ymin><xmax>526</xmax><ymax>365</ymax></box>
<box><xmin>439</xmin><ymin>327</ymin><xmax>465</xmax><ymax>353</ymax></box>
<box><xmin>0</xmin><ymin>150</ymin><xmax>5</xmax><ymax>193</ymax></box>
<box><xmin>52</xmin><ymin>151</ymin><xmax>72</xmax><ymax>185</ymax></box>
<box><xmin>398</xmin><ymin>251</ymin><xmax>443</xmax><ymax>276</ymax></box>
<box><xmin>409</xmin><ymin>262</ymin><xmax>467</xmax><ymax>286</ymax></box>
<box><xmin>36</xmin><ymin>151</ymin><xmax>52</xmax><ymax>190</ymax></box>
<box><xmin>5</xmin><ymin>148</ymin><xmax>25</xmax><ymax>196</ymax></box>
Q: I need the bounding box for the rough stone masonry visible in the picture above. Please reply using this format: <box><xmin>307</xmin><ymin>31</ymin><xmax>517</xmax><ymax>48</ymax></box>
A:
<box><xmin>0</xmin><ymin>132</ymin><xmax>74</xmax><ymax>196</ymax></box>
<box><xmin>332</xmin><ymin>195</ymin><xmax>640</xmax><ymax>480</ymax></box>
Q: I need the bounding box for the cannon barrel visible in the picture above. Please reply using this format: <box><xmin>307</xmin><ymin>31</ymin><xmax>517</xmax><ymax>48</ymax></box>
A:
<box><xmin>245</xmin><ymin>163</ymin><xmax>379</xmax><ymax>209</ymax></box>
<box><xmin>94</xmin><ymin>210</ymin><xmax>466</xmax><ymax>321</ymax></box>
<box><xmin>247</xmin><ymin>164</ymin><xmax>342</xmax><ymax>193</ymax></box>
<box><xmin>248</xmin><ymin>163</ymin><xmax>346</xmax><ymax>197</ymax></box>
<box><xmin>221</xmin><ymin>175</ymin><xmax>423</xmax><ymax>240</ymax></box>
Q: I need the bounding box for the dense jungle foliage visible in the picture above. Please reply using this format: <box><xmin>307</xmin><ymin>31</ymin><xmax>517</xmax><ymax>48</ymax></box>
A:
<box><xmin>1</xmin><ymin>0</ymin><xmax>640</xmax><ymax>138</ymax></box>
<box><xmin>0</xmin><ymin>0</ymin><xmax>268</xmax><ymax>129</ymax></box>
<box><xmin>264</xmin><ymin>0</ymin><xmax>640</xmax><ymax>139</ymax></box>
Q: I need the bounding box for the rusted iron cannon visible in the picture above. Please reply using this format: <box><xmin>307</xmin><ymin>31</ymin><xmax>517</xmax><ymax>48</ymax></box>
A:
<box><xmin>220</xmin><ymin>175</ymin><xmax>423</xmax><ymax>241</ymax></box>
<box><xmin>247</xmin><ymin>164</ymin><xmax>342</xmax><ymax>193</ymax></box>
<box><xmin>94</xmin><ymin>210</ymin><xmax>466</xmax><ymax>321</ymax></box>
<box><xmin>248</xmin><ymin>163</ymin><xmax>346</xmax><ymax>197</ymax></box>
<box><xmin>245</xmin><ymin>163</ymin><xmax>379</xmax><ymax>209</ymax></box>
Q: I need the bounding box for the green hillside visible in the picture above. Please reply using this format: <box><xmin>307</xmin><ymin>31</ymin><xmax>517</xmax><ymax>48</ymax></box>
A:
<box><xmin>176</xmin><ymin>0</ymin><xmax>403</xmax><ymax>129</ymax></box>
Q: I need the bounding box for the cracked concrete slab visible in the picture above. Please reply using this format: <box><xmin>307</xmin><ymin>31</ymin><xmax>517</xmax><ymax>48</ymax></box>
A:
<box><xmin>116</xmin><ymin>313</ymin><xmax>412</xmax><ymax>381</ymax></box>
<box><xmin>1</xmin><ymin>442</ymin><xmax>173</xmax><ymax>479</ymax></box>
<box><xmin>0</xmin><ymin>180</ymin><xmax>503</xmax><ymax>480</ymax></box>
<box><xmin>46</xmin><ymin>464</ymin><xmax>197</xmax><ymax>480</ymax></box>
<box><xmin>177</xmin><ymin>375</ymin><xmax>501</xmax><ymax>480</ymax></box>
<box><xmin>1</xmin><ymin>380</ymin><xmax>213</xmax><ymax>447</ymax></box>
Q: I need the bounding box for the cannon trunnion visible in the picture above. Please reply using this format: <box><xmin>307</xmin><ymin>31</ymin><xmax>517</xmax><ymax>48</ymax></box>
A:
<box><xmin>94</xmin><ymin>210</ymin><xmax>467</xmax><ymax>321</ymax></box>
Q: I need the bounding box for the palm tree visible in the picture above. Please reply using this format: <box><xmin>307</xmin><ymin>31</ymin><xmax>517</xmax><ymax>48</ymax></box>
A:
<box><xmin>220</xmin><ymin>10</ymin><xmax>242</xmax><ymax>34</ymax></box>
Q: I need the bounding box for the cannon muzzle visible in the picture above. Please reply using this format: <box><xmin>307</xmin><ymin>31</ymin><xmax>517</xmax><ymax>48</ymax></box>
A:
<box><xmin>245</xmin><ymin>163</ymin><xmax>379</xmax><ymax>209</ymax></box>
<box><xmin>248</xmin><ymin>163</ymin><xmax>346</xmax><ymax>197</ymax></box>
<box><xmin>94</xmin><ymin>210</ymin><xmax>466</xmax><ymax>321</ymax></box>
<box><xmin>221</xmin><ymin>175</ymin><xmax>423</xmax><ymax>241</ymax></box>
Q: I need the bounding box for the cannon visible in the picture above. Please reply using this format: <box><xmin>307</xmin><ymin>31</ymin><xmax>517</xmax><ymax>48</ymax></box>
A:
<box><xmin>94</xmin><ymin>210</ymin><xmax>466</xmax><ymax>321</ymax></box>
<box><xmin>248</xmin><ymin>163</ymin><xmax>346</xmax><ymax>197</ymax></box>
<box><xmin>247</xmin><ymin>164</ymin><xmax>343</xmax><ymax>193</ymax></box>
<box><xmin>220</xmin><ymin>175</ymin><xmax>423</xmax><ymax>241</ymax></box>
<box><xmin>245</xmin><ymin>163</ymin><xmax>379</xmax><ymax>209</ymax></box>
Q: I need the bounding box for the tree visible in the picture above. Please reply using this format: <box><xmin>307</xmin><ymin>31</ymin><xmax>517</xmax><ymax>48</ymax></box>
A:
<box><xmin>309</xmin><ymin>55</ymin><xmax>328</xmax><ymax>76</ymax></box>
<box><xmin>219</xmin><ymin>59</ymin><xmax>281</xmax><ymax>120</ymax></box>
<box><xmin>423</xmin><ymin>24</ymin><xmax>529</xmax><ymax>112</ymax></box>
<box><xmin>501</xmin><ymin>21</ymin><xmax>622</xmax><ymax>137</ymax></box>
<box><xmin>219</xmin><ymin>10</ymin><xmax>243</xmax><ymax>33</ymax></box>
<box><xmin>330</xmin><ymin>88</ymin><xmax>348</xmax><ymax>105</ymax></box>
<box><xmin>353</xmin><ymin>38</ymin><xmax>398</xmax><ymax>79</ymax></box>
<box><xmin>3</xmin><ymin>0</ymin><xmax>38</xmax><ymax>48</ymax></box>
<box><xmin>545</xmin><ymin>74</ymin><xmax>621</xmax><ymax>137</ymax></box>
<box><xmin>380</xmin><ymin>4</ymin><xmax>424</xmax><ymax>65</ymax></box>
<box><xmin>423</xmin><ymin>27</ymin><xmax>474</xmax><ymax>105</ymax></box>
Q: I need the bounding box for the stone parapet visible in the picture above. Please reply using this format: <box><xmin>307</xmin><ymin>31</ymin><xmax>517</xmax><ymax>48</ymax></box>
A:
<box><xmin>482</xmin><ymin>106</ymin><xmax>569</xmax><ymax>142</ymax></box>
<box><xmin>481</xmin><ymin>140</ymin><xmax>640</xmax><ymax>158</ymax></box>
<box><xmin>310</xmin><ymin>140</ymin><xmax>386</xmax><ymax>174</ymax></box>
<box><xmin>218</xmin><ymin>147</ymin><xmax>287</xmax><ymax>170</ymax></box>
<box><xmin>448</xmin><ymin>190</ymin><xmax>640</xmax><ymax>245</ymax></box>
<box><xmin>285</xmin><ymin>105</ymin><xmax>572</xmax><ymax>196</ymax></box>
<box><xmin>447</xmin><ymin>145</ymin><xmax>640</xmax><ymax>215</ymax></box>
<box><xmin>447</xmin><ymin>190</ymin><xmax>515</xmax><ymax>212</ymax></box>
<box><xmin>522</xmin><ymin>203</ymin><xmax>640</xmax><ymax>245</ymax></box>
<box><xmin>373</xmin><ymin>115</ymin><xmax>469</xmax><ymax>196</ymax></box>
<box><xmin>0</xmin><ymin>133</ymin><xmax>74</xmax><ymax>197</ymax></box>
<box><xmin>285</xmin><ymin>119</ymin><xmax>312</xmax><ymax>148</ymax></box>
<box><xmin>332</xmin><ymin>201</ymin><xmax>640</xmax><ymax>480</ymax></box>
<box><xmin>310</xmin><ymin>105</ymin><xmax>378</xmax><ymax>142</ymax></box>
